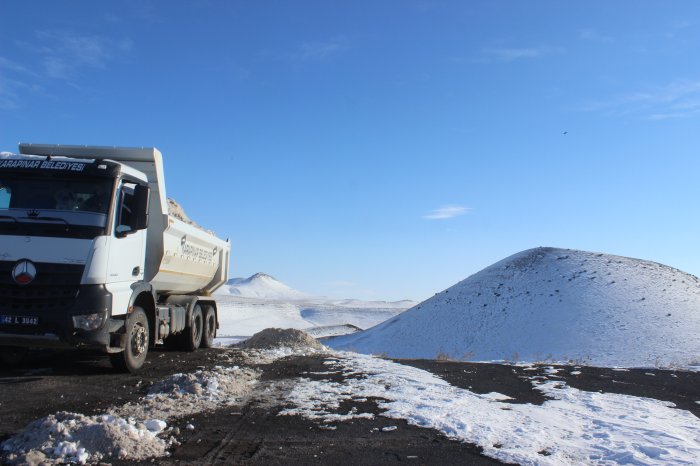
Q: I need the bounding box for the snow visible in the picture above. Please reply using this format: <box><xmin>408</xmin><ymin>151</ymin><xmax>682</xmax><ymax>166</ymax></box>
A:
<box><xmin>5</xmin><ymin>247</ymin><xmax>700</xmax><ymax>463</ymax></box>
<box><xmin>329</xmin><ymin>247</ymin><xmax>700</xmax><ymax>369</ymax></box>
<box><xmin>216</xmin><ymin>272</ymin><xmax>414</xmax><ymax>307</ymax></box>
<box><xmin>212</xmin><ymin>273</ymin><xmax>413</xmax><ymax>344</ymax></box>
<box><xmin>144</xmin><ymin>419</ymin><xmax>167</xmax><ymax>432</ymax></box>
<box><xmin>214</xmin><ymin>295</ymin><xmax>412</xmax><ymax>345</ymax></box>
<box><xmin>5</xmin><ymin>340</ymin><xmax>700</xmax><ymax>465</ymax></box>
<box><xmin>280</xmin><ymin>352</ymin><xmax>700</xmax><ymax>465</ymax></box>
<box><xmin>305</xmin><ymin>324</ymin><xmax>362</xmax><ymax>338</ymax></box>
<box><xmin>217</xmin><ymin>272</ymin><xmax>310</xmax><ymax>300</ymax></box>
<box><xmin>2</xmin><ymin>365</ymin><xmax>259</xmax><ymax>464</ymax></box>
<box><xmin>240</xmin><ymin>328</ymin><xmax>324</xmax><ymax>352</ymax></box>
<box><xmin>2</xmin><ymin>412</ymin><xmax>171</xmax><ymax>464</ymax></box>
<box><xmin>326</xmin><ymin>298</ymin><xmax>415</xmax><ymax>309</ymax></box>
<box><xmin>234</xmin><ymin>332</ymin><xmax>330</xmax><ymax>365</ymax></box>
<box><xmin>117</xmin><ymin>365</ymin><xmax>259</xmax><ymax>421</ymax></box>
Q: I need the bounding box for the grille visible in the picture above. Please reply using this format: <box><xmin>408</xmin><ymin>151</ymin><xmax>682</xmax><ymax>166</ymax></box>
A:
<box><xmin>0</xmin><ymin>261</ymin><xmax>84</xmax><ymax>315</ymax></box>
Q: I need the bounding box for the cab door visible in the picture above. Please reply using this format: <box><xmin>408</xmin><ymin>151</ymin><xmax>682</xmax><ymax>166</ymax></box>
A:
<box><xmin>106</xmin><ymin>182</ymin><xmax>148</xmax><ymax>313</ymax></box>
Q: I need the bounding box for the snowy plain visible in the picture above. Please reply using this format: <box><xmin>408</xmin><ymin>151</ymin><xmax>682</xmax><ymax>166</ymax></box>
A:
<box><xmin>213</xmin><ymin>273</ymin><xmax>413</xmax><ymax>344</ymax></box>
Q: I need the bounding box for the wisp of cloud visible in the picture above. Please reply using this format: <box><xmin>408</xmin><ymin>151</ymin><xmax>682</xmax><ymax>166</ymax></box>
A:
<box><xmin>423</xmin><ymin>205</ymin><xmax>471</xmax><ymax>220</ymax></box>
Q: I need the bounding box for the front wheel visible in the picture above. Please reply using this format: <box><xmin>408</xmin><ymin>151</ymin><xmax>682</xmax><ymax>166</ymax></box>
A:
<box><xmin>110</xmin><ymin>307</ymin><xmax>149</xmax><ymax>373</ymax></box>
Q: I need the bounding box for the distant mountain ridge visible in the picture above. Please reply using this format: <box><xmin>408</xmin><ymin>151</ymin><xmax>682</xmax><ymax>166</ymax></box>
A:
<box><xmin>217</xmin><ymin>273</ymin><xmax>308</xmax><ymax>300</ymax></box>
<box><xmin>330</xmin><ymin>247</ymin><xmax>700</xmax><ymax>368</ymax></box>
<box><xmin>216</xmin><ymin>273</ymin><xmax>415</xmax><ymax>309</ymax></box>
<box><xmin>226</xmin><ymin>272</ymin><xmax>278</xmax><ymax>286</ymax></box>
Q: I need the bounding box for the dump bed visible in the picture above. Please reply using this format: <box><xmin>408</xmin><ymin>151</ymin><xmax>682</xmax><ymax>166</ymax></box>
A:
<box><xmin>151</xmin><ymin>215</ymin><xmax>230</xmax><ymax>295</ymax></box>
<box><xmin>17</xmin><ymin>143</ymin><xmax>230</xmax><ymax>295</ymax></box>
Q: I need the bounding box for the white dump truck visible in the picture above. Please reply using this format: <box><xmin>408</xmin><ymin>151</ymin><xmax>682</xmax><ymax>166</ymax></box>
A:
<box><xmin>0</xmin><ymin>144</ymin><xmax>230</xmax><ymax>372</ymax></box>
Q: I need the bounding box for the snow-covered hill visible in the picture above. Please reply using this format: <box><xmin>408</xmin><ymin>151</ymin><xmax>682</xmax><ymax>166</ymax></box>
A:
<box><xmin>329</xmin><ymin>247</ymin><xmax>700</xmax><ymax>369</ymax></box>
<box><xmin>216</xmin><ymin>273</ymin><xmax>309</xmax><ymax>300</ymax></box>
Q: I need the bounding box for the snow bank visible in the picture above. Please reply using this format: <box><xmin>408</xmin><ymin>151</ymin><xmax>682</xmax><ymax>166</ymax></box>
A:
<box><xmin>3</xmin><ymin>365</ymin><xmax>259</xmax><ymax>464</ymax></box>
<box><xmin>240</xmin><ymin>328</ymin><xmax>324</xmax><ymax>352</ymax></box>
<box><xmin>2</xmin><ymin>412</ymin><xmax>170</xmax><ymax>465</ymax></box>
<box><xmin>116</xmin><ymin>365</ymin><xmax>259</xmax><ymax>421</ymax></box>
<box><xmin>330</xmin><ymin>247</ymin><xmax>700</xmax><ymax>368</ymax></box>
<box><xmin>234</xmin><ymin>328</ymin><xmax>330</xmax><ymax>364</ymax></box>
<box><xmin>281</xmin><ymin>353</ymin><xmax>700</xmax><ymax>465</ymax></box>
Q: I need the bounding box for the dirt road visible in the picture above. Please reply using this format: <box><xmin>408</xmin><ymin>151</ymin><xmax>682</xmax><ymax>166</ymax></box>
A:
<box><xmin>1</xmin><ymin>348</ymin><xmax>698</xmax><ymax>465</ymax></box>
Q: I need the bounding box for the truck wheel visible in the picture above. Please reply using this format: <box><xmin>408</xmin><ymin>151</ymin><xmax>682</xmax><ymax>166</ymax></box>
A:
<box><xmin>179</xmin><ymin>304</ymin><xmax>203</xmax><ymax>351</ymax></box>
<box><xmin>200</xmin><ymin>306</ymin><xmax>216</xmax><ymax>348</ymax></box>
<box><xmin>110</xmin><ymin>307</ymin><xmax>149</xmax><ymax>373</ymax></box>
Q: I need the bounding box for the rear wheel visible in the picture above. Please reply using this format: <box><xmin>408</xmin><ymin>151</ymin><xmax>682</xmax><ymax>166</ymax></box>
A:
<box><xmin>200</xmin><ymin>306</ymin><xmax>217</xmax><ymax>348</ymax></box>
<box><xmin>178</xmin><ymin>304</ymin><xmax>203</xmax><ymax>351</ymax></box>
<box><xmin>110</xmin><ymin>307</ymin><xmax>149</xmax><ymax>373</ymax></box>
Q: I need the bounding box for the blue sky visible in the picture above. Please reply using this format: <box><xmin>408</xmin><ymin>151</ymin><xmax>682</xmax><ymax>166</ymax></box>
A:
<box><xmin>1</xmin><ymin>1</ymin><xmax>698</xmax><ymax>301</ymax></box>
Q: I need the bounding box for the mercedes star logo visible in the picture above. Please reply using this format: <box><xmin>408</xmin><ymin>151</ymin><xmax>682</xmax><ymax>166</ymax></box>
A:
<box><xmin>12</xmin><ymin>260</ymin><xmax>37</xmax><ymax>285</ymax></box>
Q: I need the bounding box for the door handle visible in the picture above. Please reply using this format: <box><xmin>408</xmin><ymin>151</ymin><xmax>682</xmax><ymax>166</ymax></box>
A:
<box><xmin>132</xmin><ymin>266</ymin><xmax>140</xmax><ymax>276</ymax></box>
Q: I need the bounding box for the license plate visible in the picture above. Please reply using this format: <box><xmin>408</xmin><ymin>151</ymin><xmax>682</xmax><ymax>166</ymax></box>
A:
<box><xmin>0</xmin><ymin>315</ymin><xmax>39</xmax><ymax>326</ymax></box>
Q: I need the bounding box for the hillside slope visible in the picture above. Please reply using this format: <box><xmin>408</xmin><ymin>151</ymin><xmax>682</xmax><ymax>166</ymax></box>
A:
<box><xmin>216</xmin><ymin>273</ymin><xmax>308</xmax><ymax>300</ymax></box>
<box><xmin>329</xmin><ymin>247</ymin><xmax>700</xmax><ymax>368</ymax></box>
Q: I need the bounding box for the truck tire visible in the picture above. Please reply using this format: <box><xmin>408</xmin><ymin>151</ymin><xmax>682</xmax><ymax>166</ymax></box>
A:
<box><xmin>200</xmin><ymin>306</ymin><xmax>216</xmax><ymax>348</ymax></box>
<box><xmin>110</xmin><ymin>307</ymin><xmax>149</xmax><ymax>373</ymax></box>
<box><xmin>179</xmin><ymin>304</ymin><xmax>203</xmax><ymax>352</ymax></box>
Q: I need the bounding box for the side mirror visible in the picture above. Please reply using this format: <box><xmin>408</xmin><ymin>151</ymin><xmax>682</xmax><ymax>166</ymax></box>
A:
<box><xmin>134</xmin><ymin>184</ymin><xmax>149</xmax><ymax>230</ymax></box>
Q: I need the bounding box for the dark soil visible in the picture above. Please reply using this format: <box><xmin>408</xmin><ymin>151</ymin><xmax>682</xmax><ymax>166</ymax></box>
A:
<box><xmin>0</xmin><ymin>347</ymin><xmax>229</xmax><ymax>442</ymax></box>
<box><xmin>1</xmin><ymin>348</ymin><xmax>699</xmax><ymax>465</ymax></box>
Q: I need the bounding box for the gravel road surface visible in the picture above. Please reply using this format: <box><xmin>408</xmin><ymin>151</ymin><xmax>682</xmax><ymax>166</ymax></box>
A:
<box><xmin>1</xmin><ymin>348</ymin><xmax>698</xmax><ymax>465</ymax></box>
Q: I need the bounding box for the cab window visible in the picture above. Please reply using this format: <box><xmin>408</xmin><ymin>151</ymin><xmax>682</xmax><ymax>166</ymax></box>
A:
<box><xmin>115</xmin><ymin>182</ymin><xmax>149</xmax><ymax>237</ymax></box>
<box><xmin>0</xmin><ymin>185</ymin><xmax>10</xmax><ymax>209</ymax></box>
<box><xmin>116</xmin><ymin>183</ymin><xmax>138</xmax><ymax>236</ymax></box>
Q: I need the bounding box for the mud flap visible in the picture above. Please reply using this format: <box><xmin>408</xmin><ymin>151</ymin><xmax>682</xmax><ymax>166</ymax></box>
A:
<box><xmin>106</xmin><ymin>318</ymin><xmax>127</xmax><ymax>353</ymax></box>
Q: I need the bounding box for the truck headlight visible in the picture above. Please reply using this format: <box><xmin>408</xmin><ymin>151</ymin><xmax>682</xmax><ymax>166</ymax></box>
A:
<box><xmin>73</xmin><ymin>312</ymin><xmax>106</xmax><ymax>331</ymax></box>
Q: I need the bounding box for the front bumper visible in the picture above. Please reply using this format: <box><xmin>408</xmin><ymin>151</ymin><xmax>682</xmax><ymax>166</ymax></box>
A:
<box><xmin>0</xmin><ymin>317</ymin><xmax>125</xmax><ymax>350</ymax></box>
<box><xmin>0</xmin><ymin>284</ymin><xmax>124</xmax><ymax>351</ymax></box>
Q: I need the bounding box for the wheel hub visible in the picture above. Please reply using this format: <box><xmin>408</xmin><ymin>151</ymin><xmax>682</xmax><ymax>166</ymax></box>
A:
<box><xmin>131</xmin><ymin>324</ymin><xmax>147</xmax><ymax>356</ymax></box>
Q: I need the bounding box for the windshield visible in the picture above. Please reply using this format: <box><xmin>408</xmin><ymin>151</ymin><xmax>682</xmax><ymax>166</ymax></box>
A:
<box><xmin>0</xmin><ymin>174</ymin><xmax>115</xmax><ymax>239</ymax></box>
